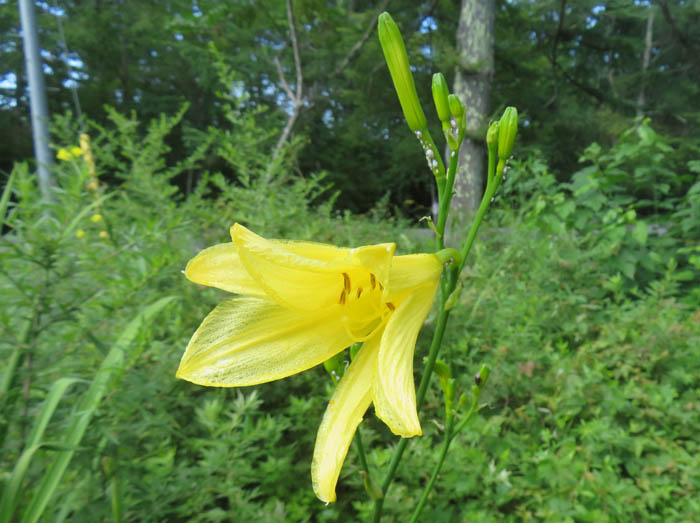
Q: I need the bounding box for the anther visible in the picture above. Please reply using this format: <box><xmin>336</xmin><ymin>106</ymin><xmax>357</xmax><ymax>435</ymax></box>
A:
<box><xmin>357</xmin><ymin>287</ymin><xmax>363</xmax><ymax>298</ymax></box>
<box><xmin>370</xmin><ymin>273</ymin><xmax>376</xmax><ymax>290</ymax></box>
<box><xmin>338</xmin><ymin>289</ymin><xmax>346</xmax><ymax>305</ymax></box>
<box><xmin>342</xmin><ymin>272</ymin><xmax>351</xmax><ymax>293</ymax></box>
<box><xmin>386</xmin><ymin>302</ymin><xmax>395</xmax><ymax>311</ymax></box>
<box><xmin>378</xmin><ymin>281</ymin><xmax>384</xmax><ymax>292</ymax></box>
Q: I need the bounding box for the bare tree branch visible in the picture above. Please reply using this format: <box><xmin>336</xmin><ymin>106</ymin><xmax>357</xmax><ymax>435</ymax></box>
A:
<box><xmin>272</xmin><ymin>0</ymin><xmax>304</xmax><ymax>160</ymax></box>
<box><xmin>287</xmin><ymin>0</ymin><xmax>303</xmax><ymax>103</ymax></box>
<box><xmin>332</xmin><ymin>0</ymin><xmax>391</xmax><ymax>78</ymax></box>
<box><xmin>545</xmin><ymin>0</ymin><xmax>567</xmax><ymax>108</ymax></box>
<box><xmin>636</xmin><ymin>9</ymin><xmax>655</xmax><ymax>119</ymax></box>
<box><xmin>274</xmin><ymin>55</ymin><xmax>295</xmax><ymax>101</ymax></box>
<box><xmin>272</xmin><ymin>0</ymin><xmax>390</xmax><ymax>160</ymax></box>
<box><xmin>656</xmin><ymin>0</ymin><xmax>691</xmax><ymax>50</ymax></box>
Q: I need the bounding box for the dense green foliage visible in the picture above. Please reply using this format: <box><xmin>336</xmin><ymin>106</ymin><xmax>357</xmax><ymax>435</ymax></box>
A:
<box><xmin>2</xmin><ymin>1</ymin><xmax>699</xmax><ymax>520</ymax></box>
<box><xmin>2</xmin><ymin>85</ymin><xmax>698</xmax><ymax>519</ymax></box>
<box><xmin>2</xmin><ymin>1</ymin><xmax>699</xmax><ymax>213</ymax></box>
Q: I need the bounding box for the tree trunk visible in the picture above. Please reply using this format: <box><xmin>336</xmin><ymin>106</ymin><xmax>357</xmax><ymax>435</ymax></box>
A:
<box><xmin>636</xmin><ymin>8</ymin><xmax>655</xmax><ymax>119</ymax></box>
<box><xmin>451</xmin><ymin>0</ymin><xmax>495</xmax><ymax>217</ymax></box>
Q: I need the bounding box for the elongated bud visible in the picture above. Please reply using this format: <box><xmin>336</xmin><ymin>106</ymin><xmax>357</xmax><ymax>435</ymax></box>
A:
<box><xmin>475</xmin><ymin>364</ymin><xmax>491</xmax><ymax>387</ymax></box>
<box><xmin>486</xmin><ymin>121</ymin><xmax>499</xmax><ymax>156</ymax></box>
<box><xmin>447</xmin><ymin>94</ymin><xmax>464</xmax><ymax>120</ymax></box>
<box><xmin>431</xmin><ymin>73</ymin><xmax>450</xmax><ymax>123</ymax></box>
<box><xmin>433</xmin><ymin>359</ymin><xmax>455</xmax><ymax>416</ymax></box>
<box><xmin>378</xmin><ymin>13</ymin><xmax>427</xmax><ymax>131</ymax></box>
<box><xmin>444</xmin><ymin>281</ymin><xmax>463</xmax><ymax>311</ymax></box>
<box><xmin>434</xmin><ymin>359</ymin><xmax>452</xmax><ymax>383</ymax></box>
<box><xmin>497</xmin><ymin>107</ymin><xmax>518</xmax><ymax>159</ymax></box>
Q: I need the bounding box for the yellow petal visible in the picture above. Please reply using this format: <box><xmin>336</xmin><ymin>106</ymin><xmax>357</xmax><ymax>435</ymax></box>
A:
<box><xmin>184</xmin><ymin>242</ymin><xmax>266</xmax><ymax>297</ymax></box>
<box><xmin>311</xmin><ymin>335</ymin><xmax>379</xmax><ymax>503</ymax></box>
<box><xmin>231</xmin><ymin>223</ymin><xmax>394</xmax><ymax>311</ymax></box>
<box><xmin>387</xmin><ymin>253</ymin><xmax>443</xmax><ymax>297</ymax></box>
<box><xmin>269</xmin><ymin>239</ymin><xmax>352</xmax><ymax>262</ymax></box>
<box><xmin>373</xmin><ymin>281</ymin><xmax>440</xmax><ymax>437</ymax></box>
<box><xmin>176</xmin><ymin>297</ymin><xmax>354</xmax><ymax>386</ymax></box>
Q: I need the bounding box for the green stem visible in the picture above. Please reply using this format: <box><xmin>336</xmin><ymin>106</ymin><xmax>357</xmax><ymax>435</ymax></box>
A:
<box><xmin>410</xmin><ymin>419</ymin><xmax>453</xmax><ymax>523</ymax></box>
<box><xmin>457</xmin><ymin>149</ymin><xmax>500</xmax><ymax>276</ymax></box>
<box><xmin>418</xmin><ymin>128</ymin><xmax>446</xmax><ymax>198</ymax></box>
<box><xmin>487</xmin><ymin>145</ymin><xmax>496</xmax><ymax>186</ymax></box>
<box><xmin>411</xmin><ymin>390</ymin><xmax>481</xmax><ymax>522</ymax></box>
<box><xmin>372</xmin><ymin>301</ymin><xmax>452</xmax><ymax>522</ymax></box>
<box><xmin>436</xmin><ymin>151</ymin><xmax>460</xmax><ymax>247</ymax></box>
<box><xmin>372</xmin><ymin>134</ymin><xmax>496</xmax><ymax>522</ymax></box>
<box><xmin>354</xmin><ymin>424</ymin><xmax>370</xmax><ymax>477</ymax></box>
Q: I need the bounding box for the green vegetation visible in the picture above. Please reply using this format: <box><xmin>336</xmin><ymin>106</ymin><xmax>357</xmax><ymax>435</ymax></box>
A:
<box><xmin>2</xmin><ymin>85</ymin><xmax>698</xmax><ymax>519</ymax></box>
<box><xmin>2</xmin><ymin>1</ymin><xmax>699</xmax><ymax>520</ymax></box>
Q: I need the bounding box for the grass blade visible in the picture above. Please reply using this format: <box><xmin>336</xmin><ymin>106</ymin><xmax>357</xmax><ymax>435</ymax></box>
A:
<box><xmin>21</xmin><ymin>296</ymin><xmax>175</xmax><ymax>523</ymax></box>
<box><xmin>0</xmin><ymin>168</ymin><xmax>16</xmax><ymax>230</ymax></box>
<box><xmin>0</xmin><ymin>445</ymin><xmax>43</xmax><ymax>523</ymax></box>
<box><xmin>0</xmin><ymin>374</ymin><xmax>76</xmax><ymax>523</ymax></box>
<box><xmin>26</xmin><ymin>378</ymin><xmax>81</xmax><ymax>449</ymax></box>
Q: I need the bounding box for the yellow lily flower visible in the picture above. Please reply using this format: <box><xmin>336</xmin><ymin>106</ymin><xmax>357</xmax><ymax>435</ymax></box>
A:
<box><xmin>177</xmin><ymin>223</ymin><xmax>443</xmax><ymax>503</ymax></box>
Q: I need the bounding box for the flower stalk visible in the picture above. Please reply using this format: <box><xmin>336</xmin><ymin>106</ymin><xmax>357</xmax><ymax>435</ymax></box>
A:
<box><xmin>178</xmin><ymin>12</ymin><xmax>518</xmax><ymax>519</ymax></box>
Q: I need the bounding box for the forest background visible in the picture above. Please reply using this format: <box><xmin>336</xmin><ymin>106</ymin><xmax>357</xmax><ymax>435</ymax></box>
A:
<box><xmin>1</xmin><ymin>0</ymin><xmax>699</xmax><ymax>521</ymax></box>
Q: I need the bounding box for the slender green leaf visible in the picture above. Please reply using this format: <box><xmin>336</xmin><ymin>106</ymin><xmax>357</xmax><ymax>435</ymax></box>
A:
<box><xmin>0</xmin><ymin>377</ymin><xmax>83</xmax><ymax>523</ymax></box>
<box><xmin>21</xmin><ymin>297</ymin><xmax>175</xmax><ymax>523</ymax></box>
<box><xmin>0</xmin><ymin>348</ymin><xmax>22</xmax><ymax>404</ymax></box>
<box><xmin>26</xmin><ymin>378</ymin><xmax>81</xmax><ymax>449</ymax></box>
<box><xmin>0</xmin><ymin>168</ymin><xmax>16</xmax><ymax>230</ymax></box>
<box><xmin>1</xmin><ymin>298</ymin><xmax>39</xmax><ymax>406</ymax></box>
<box><xmin>0</xmin><ymin>445</ymin><xmax>43</xmax><ymax>523</ymax></box>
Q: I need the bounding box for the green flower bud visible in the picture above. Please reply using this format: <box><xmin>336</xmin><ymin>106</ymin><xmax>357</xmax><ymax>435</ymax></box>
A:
<box><xmin>431</xmin><ymin>73</ymin><xmax>451</xmax><ymax>123</ymax></box>
<box><xmin>444</xmin><ymin>281</ymin><xmax>463</xmax><ymax>311</ymax></box>
<box><xmin>378</xmin><ymin>13</ymin><xmax>427</xmax><ymax>131</ymax></box>
<box><xmin>486</xmin><ymin>121</ymin><xmax>499</xmax><ymax>156</ymax></box>
<box><xmin>447</xmin><ymin>94</ymin><xmax>464</xmax><ymax>120</ymax></box>
<box><xmin>497</xmin><ymin>106</ymin><xmax>518</xmax><ymax>159</ymax></box>
<box><xmin>475</xmin><ymin>364</ymin><xmax>491</xmax><ymax>387</ymax></box>
<box><xmin>434</xmin><ymin>359</ymin><xmax>452</xmax><ymax>383</ymax></box>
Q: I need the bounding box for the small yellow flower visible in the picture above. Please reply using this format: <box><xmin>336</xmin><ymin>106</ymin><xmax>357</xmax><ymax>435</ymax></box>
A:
<box><xmin>57</xmin><ymin>146</ymin><xmax>84</xmax><ymax>161</ymax></box>
<box><xmin>98</xmin><ymin>231</ymin><xmax>108</xmax><ymax>239</ymax></box>
<box><xmin>56</xmin><ymin>148</ymin><xmax>72</xmax><ymax>161</ymax></box>
<box><xmin>91</xmin><ymin>214</ymin><xmax>102</xmax><ymax>223</ymax></box>
<box><xmin>80</xmin><ymin>133</ymin><xmax>96</xmax><ymax>175</ymax></box>
<box><xmin>177</xmin><ymin>224</ymin><xmax>443</xmax><ymax>503</ymax></box>
<box><xmin>76</xmin><ymin>229</ymin><xmax>85</xmax><ymax>238</ymax></box>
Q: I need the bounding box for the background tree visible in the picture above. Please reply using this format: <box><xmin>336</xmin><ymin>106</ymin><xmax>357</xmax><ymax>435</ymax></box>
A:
<box><xmin>451</xmin><ymin>0</ymin><xmax>495</xmax><ymax>216</ymax></box>
<box><xmin>2</xmin><ymin>0</ymin><xmax>699</xmax><ymax>215</ymax></box>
